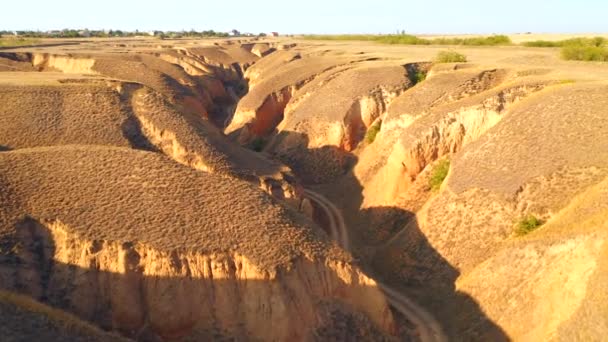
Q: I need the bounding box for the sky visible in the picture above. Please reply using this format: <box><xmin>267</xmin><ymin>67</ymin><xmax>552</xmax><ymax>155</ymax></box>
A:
<box><xmin>1</xmin><ymin>0</ymin><xmax>606</xmax><ymax>34</ymax></box>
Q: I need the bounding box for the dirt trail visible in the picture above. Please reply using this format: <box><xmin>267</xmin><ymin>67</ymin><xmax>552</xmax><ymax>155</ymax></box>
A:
<box><xmin>304</xmin><ymin>188</ymin><xmax>446</xmax><ymax>342</ymax></box>
<box><xmin>303</xmin><ymin>189</ymin><xmax>349</xmax><ymax>251</ymax></box>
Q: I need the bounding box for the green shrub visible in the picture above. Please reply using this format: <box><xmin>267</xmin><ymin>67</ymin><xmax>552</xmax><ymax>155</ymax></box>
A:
<box><xmin>435</xmin><ymin>51</ymin><xmax>467</xmax><ymax>63</ymax></box>
<box><xmin>515</xmin><ymin>215</ymin><xmax>543</xmax><ymax>236</ymax></box>
<box><xmin>560</xmin><ymin>36</ymin><xmax>608</xmax><ymax>61</ymax></box>
<box><xmin>431</xmin><ymin>35</ymin><xmax>512</xmax><ymax>46</ymax></box>
<box><xmin>523</xmin><ymin>37</ymin><xmax>607</xmax><ymax>49</ymax></box>
<box><xmin>561</xmin><ymin>45</ymin><xmax>608</xmax><ymax>61</ymax></box>
<box><xmin>301</xmin><ymin>34</ymin><xmax>380</xmax><ymax>41</ymax></box>
<box><xmin>521</xmin><ymin>36</ymin><xmax>608</xmax><ymax>61</ymax></box>
<box><xmin>414</xmin><ymin>70</ymin><xmax>427</xmax><ymax>83</ymax></box>
<box><xmin>522</xmin><ymin>40</ymin><xmax>562</xmax><ymax>47</ymax></box>
<box><xmin>561</xmin><ymin>37</ymin><xmax>606</xmax><ymax>47</ymax></box>
<box><xmin>251</xmin><ymin>137</ymin><xmax>266</xmax><ymax>152</ymax></box>
<box><xmin>365</xmin><ymin>121</ymin><xmax>382</xmax><ymax>144</ymax></box>
<box><xmin>429</xmin><ymin>159</ymin><xmax>450</xmax><ymax>191</ymax></box>
<box><xmin>301</xmin><ymin>34</ymin><xmax>511</xmax><ymax>46</ymax></box>
<box><xmin>0</xmin><ymin>38</ymin><xmax>40</xmax><ymax>47</ymax></box>
<box><xmin>376</xmin><ymin>34</ymin><xmax>430</xmax><ymax>45</ymax></box>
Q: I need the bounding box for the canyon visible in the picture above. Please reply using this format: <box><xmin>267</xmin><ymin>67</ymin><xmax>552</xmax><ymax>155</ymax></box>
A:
<box><xmin>1</xmin><ymin>36</ymin><xmax>608</xmax><ymax>341</ymax></box>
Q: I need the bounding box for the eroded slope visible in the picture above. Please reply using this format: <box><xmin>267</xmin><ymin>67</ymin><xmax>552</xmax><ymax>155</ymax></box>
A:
<box><xmin>0</xmin><ymin>146</ymin><xmax>394</xmax><ymax>341</ymax></box>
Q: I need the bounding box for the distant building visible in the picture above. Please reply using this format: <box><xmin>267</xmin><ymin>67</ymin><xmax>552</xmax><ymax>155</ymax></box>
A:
<box><xmin>271</xmin><ymin>32</ymin><xmax>279</xmax><ymax>37</ymax></box>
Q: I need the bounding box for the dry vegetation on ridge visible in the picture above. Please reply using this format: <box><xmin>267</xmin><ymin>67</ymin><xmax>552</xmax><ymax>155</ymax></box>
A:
<box><xmin>1</xmin><ymin>34</ymin><xmax>608</xmax><ymax>341</ymax></box>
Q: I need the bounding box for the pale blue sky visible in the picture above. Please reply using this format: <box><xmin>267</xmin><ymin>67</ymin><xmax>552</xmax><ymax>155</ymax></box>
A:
<box><xmin>1</xmin><ymin>0</ymin><xmax>606</xmax><ymax>34</ymax></box>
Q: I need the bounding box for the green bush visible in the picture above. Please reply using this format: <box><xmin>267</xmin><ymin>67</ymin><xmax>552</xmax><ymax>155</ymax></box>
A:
<box><xmin>435</xmin><ymin>51</ymin><xmax>468</xmax><ymax>63</ymax></box>
<box><xmin>515</xmin><ymin>215</ymin><xmax>543</xmax><ymax>236</ymax></box>
<box><xmin>365</xmin><ymin>121</ymin><xmax>382</xmax><ymax>144</ymax></box>
<box><xmin>0</xmin><ymin>38</ymin><xmax>40</xmax><ymax>47</ymax></box>
<box><xmin>521</xmin><ymin>36</ymin><xmax>608</xmax><ymax>61</ymax></box>
<box><xmin>429</xmin><ymin>159</ymin><xmax>450</xmax><ymax>191</ymax></box>
<box><xmin>523</xmin><ymin>37</ymin><xmax>607</xmax><ymax>49</ymax></box>
<box><xmin>560</xmin><ymin>37</ymin><xmax>608</xmax><ymax>61</ymax></box>
<box><xmin>250</xmin><ymin>137</ymin><xmax>266</xmax><ymax>152</ymax></box>
<box><xmin>562</xmin><ymin>37</ymin><xmax>606</xmax><ymax>47</ymax></box>
<box><xmin>522</xmin><ymin>40</ymin><xmax>562</xmax><ymax>47</ymax></box>
<box><xmin>431</xmin><ymin>35</ymin><xmax>512</xmax><ymax>46</ymax></box>
<box><xmin>561</xmin><ymin>45</ymin><xmax>608</xmax><ymax>61</ymax></box>
<box><xmin>302</xmin><ymin>34</ymin><xmax>511</xmax><ymax>46</ymax></box>
<box><xmin>414</xmin><ymin>70</ymin><xmax>427</xmax><ymax>84</ymax></box>
<box><xmin>301</xmin><ymin>34</ymin><xmax>380</xmax><ymax>41</ymax></box>
<box><xmin>376</xmin><ymin>34</ymin><xmax>430</xmax><ymax>45</ymax></box>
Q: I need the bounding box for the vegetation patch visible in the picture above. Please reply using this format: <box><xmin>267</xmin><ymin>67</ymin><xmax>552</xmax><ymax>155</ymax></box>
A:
<box><xmin>302</xmin><ymin>34</ymin><xmax>512</xmax><ymax>46</ymax></box>
<box><xmin>376</xmin><ymin>34</ymin><xmax>430</xmax><ymax>45</ymax></box>
<box><xmin>406</xmin><ymin>65</ymin><xmax>428</xmax><ymax>85</ymax></box>
<box><xmin>413</xmin><ymin>70</ymin><xmax>427</xmax><ymax>84</ymax></box>
<box><xmin>427</xmin><ymin>35</ymin><xmax>512</xmax><ymax>46</ymax></box>
<box><xmin>562</xmin><ymin>45</ymin><xmax>608</xmax><ymax>62</ymax></box>
<box><xmin>429</xmin><ymin>159</ymin><xmax>450</xmax><ymax>191</ymax></box>
<box><xmin>522</xmin><ymin>37</ymin><xmax>608</xmax><ymax>62</ymax></box>
<box><xmin>522</xmin><ymin>40</ymin><xmax>563</xmax><ymax>47</ymax></box>
<box><xmin>515</xmin><ymin>215</ymin><xmax>543</xmax><ymax>236</ymax></box>
<box><xmin>0</xmin><ymin>38</ymin><xmax>40</xmax><ymax>47</ymax></box>
<box><xmin>365</xmin><ymin>121</ymin><xmax>382</xmax><ymax>144</ymax></box>
<box><xmin>251</xmin><ymin>137</ymin><xmax>267</xmax><ymax>152</ymax></box>
<box><xmin>560</xmin><ymin>37</ymin><xmax>608</xmax><ymax>61</ymax></box>
<box><xmin>301</xmin><ymin>34</ymin><xmax>380</xmax><ymax>41</ymax></box>
<box><xmin>435</xmin><ymin>51</ymin><xmax>468</xmax><ymax>63</ymax></box>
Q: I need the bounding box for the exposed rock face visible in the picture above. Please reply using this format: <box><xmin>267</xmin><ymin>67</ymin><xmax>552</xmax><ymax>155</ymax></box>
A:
<box><xmin>12</xmin><ymin>219</ymin><xmax>393</xmax><ymax>341</ymax></box>
<box><xmin>225</xmin><ymin>50</ymin><xmax>359</xmax><ymax>142</ymax></box>
<box><xmin>358</xmin><ymin>79</ymin><xmax>549</xmax><ymax>206</ymax></box>
<box><xmin>258</xmin><ymin>64</ymin><xmax>412</xmax><ymax>184</ymax></box>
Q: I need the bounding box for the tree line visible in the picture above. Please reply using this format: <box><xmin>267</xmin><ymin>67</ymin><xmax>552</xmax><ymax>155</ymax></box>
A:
<box><xmin>0</xmin><ymin>29</ymin><xmax>236</xmax><ymax>38</ymax></box>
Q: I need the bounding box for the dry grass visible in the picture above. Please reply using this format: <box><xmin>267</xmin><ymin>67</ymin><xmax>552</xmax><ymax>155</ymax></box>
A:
<box><xmin>448</xmin><ymin>83</ymin><xmax>608</xmax><ymax>195</ymax></box>
<box><xmin>0</xmin><ymin>83</ymin><xmax>131</xmax><ymax>149</ymax></box>
<box><xmin>0</xmin><ymin>145</ymin><xmax>343</xmax><ymax>270</ymax></box>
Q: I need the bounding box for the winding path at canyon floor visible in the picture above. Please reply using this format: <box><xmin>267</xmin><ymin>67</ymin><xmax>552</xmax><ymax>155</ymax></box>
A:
<box><xmin>304</xmin><ymin>188</ymin><xmax>447</xmax><ymax>342</ymax></box>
